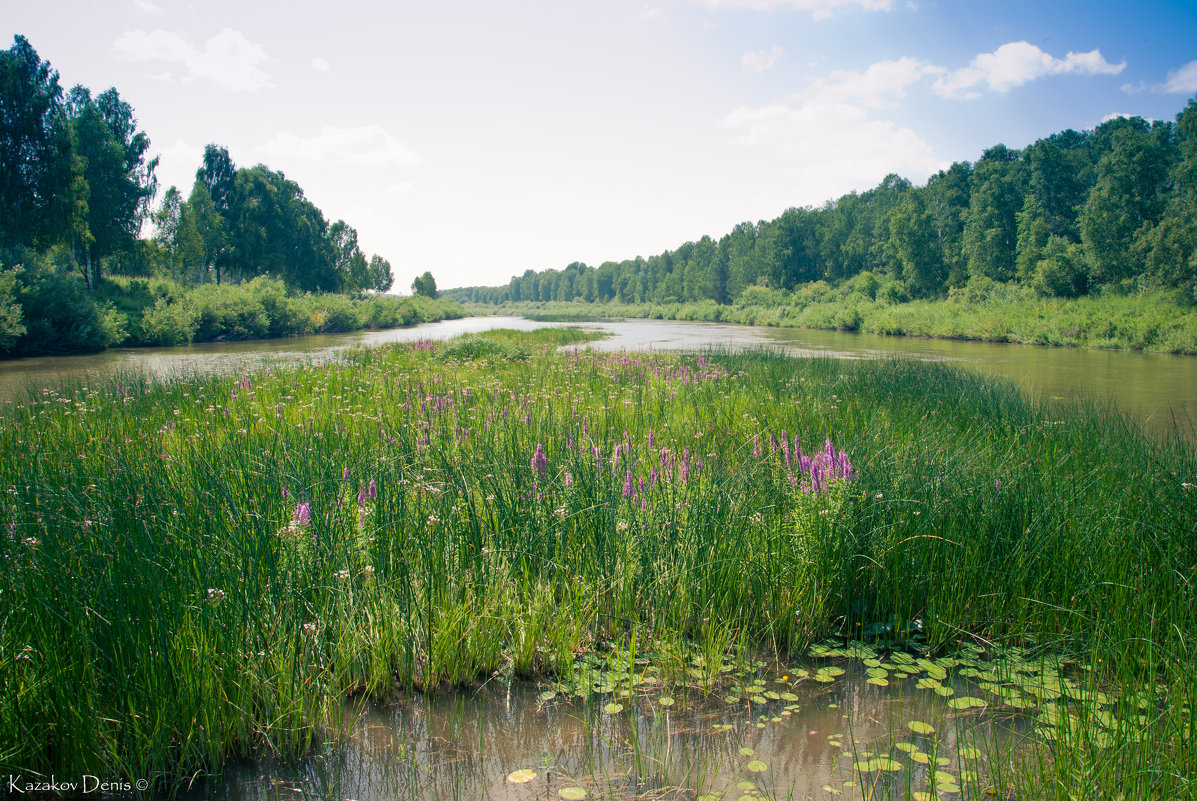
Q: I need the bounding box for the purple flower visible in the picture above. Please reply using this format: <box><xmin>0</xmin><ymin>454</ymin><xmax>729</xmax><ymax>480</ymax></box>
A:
<box><xmin>622</xmin><ymin>469</ymin><xmax>634</xmax><ymax>497</ymax></box>
<box><xmin>368</xmin><ymin>479</ymin><xmax>376</xmax><ymax>500</ymax></box>
<box><xmin>292</xmin><ymin>503</ymin><xmax>311</xmax><ymax>527</ymax></box>
<box><xmin>532</xmin><ymin>444</ymin><xmax>548</xmax><ymax>479</ymax></box>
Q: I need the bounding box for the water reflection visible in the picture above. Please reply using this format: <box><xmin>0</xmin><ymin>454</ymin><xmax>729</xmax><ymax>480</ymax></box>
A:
<box><xmin>180</xmin><ymin>666</ymin><xmax>1024</xmax><ymax>801</ymax></box>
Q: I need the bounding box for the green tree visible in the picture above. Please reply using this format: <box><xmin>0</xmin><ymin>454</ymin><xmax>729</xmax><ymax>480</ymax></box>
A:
<box><xmin>887</xmin><ymin>193</ymin><xmax>945</xmax><ymax>297</ymax></box>
<box><xmin>368</xmin><ymin>254</ymin><xmax>393</xmax><ymax>292</ymax></box>
<box><xmin>411</xmin><ymin>270</ymin><xmax>438</xmax><ymax>298</ymax></box>
<box><xmin>153</xmin><ymin>185</ymin><xmax>182</xmax><ymax>281</ymax></box>
<box><xmin>66</xmin><ymin>85</ymin><xmax>158</xmax><ymax>288</ymax></box>
<box><xmin>1080</xmin><ymin>120</ymin><xmax>1176</xmax><ymax>285</ymax></box>
<box><xmin>0</xmin><ymin>36</ymin><xmax>64</xmax><ymax>249</ymax></box>
<box><xmin>963</xmin><ymin>145</ymin><xmax>1027</xmax><ymax>283</ymax></box>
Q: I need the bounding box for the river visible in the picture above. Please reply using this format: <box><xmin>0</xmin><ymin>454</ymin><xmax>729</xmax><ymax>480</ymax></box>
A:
<box><xmin>1</xmin><ymin>316</ymin><xmax>1193</xmax><ymax>439</ymax></box>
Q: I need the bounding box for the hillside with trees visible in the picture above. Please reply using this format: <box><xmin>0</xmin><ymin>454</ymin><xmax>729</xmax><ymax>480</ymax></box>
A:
<box><xmin>448</xmin><ymin>99</ymin><xmax>1197</xmax><ymax>351</ymax></box>
<box><xmin>0</xmin><ymin>36</ymin><xmax>456</xmax><ymax>356</ymax></box>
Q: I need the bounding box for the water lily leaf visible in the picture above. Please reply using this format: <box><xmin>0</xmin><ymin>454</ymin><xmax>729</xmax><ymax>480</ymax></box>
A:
<box><xmin>866</xmin><ymin>677</ymin><xmax>889</xmax><ymax>687</ymax></box>
<box><xmin>559</xmin><ymin>788</ymin><xmax>587</xmax><ymax>800</ymax></box>
<box><xmin>747</xmin><ymin>760</ymin><xmax>768</xmax><ymax>773</ymax></box>
<box><xmin>780</xmin><ymin>692</ymin><xmax>799</xmax><ymax>701</ymax></box>
<box><xmin>948</xmin><ymin>696</ymin><xmax>987</xmax><ymax>710</ymax></box>
<box><xmin>739</xmin><ymin>747</ymin><xmax>754</xmax><ymax>756</ymax></box>
<box><xmin>539</xmin><ymin>691</ymin><xmax>557</xmax><ymax>702</ymax></box>
<box><xmin>603</xmin><ymin>702</ymin><xmax>623</xmax><ymax>714</ymax></box>
<box><xmin>507</xmin><ymin>769</ymin><xmax>537</xmax><ymax>783</ymax></box>
<box><xmin>907</xmin><ymin>721</ymin><xmax>935</xmax><ymax>735</ymax></box>
<box><xmin>957</xmin><ymin>747</ymin><xmax>981</xmax><ymax>760</ymax></box>
<box><xmin>658</xmin><ymin>696</ymin><xmax>674</xmax><ymax>707</ymax></box>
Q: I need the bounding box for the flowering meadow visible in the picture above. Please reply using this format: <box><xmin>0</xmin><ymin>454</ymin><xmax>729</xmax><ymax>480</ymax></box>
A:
<box><xmin>0</xmin><ymin>328</ymin><xmax>1194</xmax><ymax>797</ymax></box>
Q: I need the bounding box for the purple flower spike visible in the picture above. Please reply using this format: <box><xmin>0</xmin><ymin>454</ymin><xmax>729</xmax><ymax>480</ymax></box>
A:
<box><xmin>532</xmin><ymin>444</ymin><xmax>548</xmax><ymax>479</ymax></box>
<box><xmin>623</xmin><ymin>469</ymin><xmax>634</xmax><ymax>497</ymax></box>
<box><xmin>368</xmin><ymin>479</ymin><xmax>376</xmax><ymax>499</ymax></box>
<box><xmin>293</xmin><ymin>503</ymin><xmax>311</xmax><ymax>527</ymax></box>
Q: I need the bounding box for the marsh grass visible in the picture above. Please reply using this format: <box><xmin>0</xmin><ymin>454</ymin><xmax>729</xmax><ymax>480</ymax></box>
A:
<box><xmin>0</xmin><ymin>330</ymin><xmax>1193</xmax><ymax>797</ymax></box>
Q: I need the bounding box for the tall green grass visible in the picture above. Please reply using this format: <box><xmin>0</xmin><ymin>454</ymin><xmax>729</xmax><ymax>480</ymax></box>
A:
<box><xmin>0</xmin><ymin>332</ymin><xmax>1193</xmax><ymax>796</ymax></box>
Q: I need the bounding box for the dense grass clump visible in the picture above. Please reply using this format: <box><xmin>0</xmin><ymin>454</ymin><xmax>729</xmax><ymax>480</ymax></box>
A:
<box><xmin>0</xmin><ymin>332</ymin><xmax>1193</xmax><ymax>796</ymax></box>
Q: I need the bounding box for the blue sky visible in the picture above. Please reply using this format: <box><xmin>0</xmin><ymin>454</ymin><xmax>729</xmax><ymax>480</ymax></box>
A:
<box><xmin>5</xmin><ymin>0</ymin><xmax>1196</xmax><ymax>291</ymax></box>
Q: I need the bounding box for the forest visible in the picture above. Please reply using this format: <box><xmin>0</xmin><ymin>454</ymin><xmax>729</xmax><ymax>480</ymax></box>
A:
<box><xmin>0</xmin><ymin>36</ymin><xmax>444</xmax><ymax>357</ymax></box>
<box><xmin>449</xmin><ymin>98</ymin><xmax>1197</xmax><ymax>311</ymax></box>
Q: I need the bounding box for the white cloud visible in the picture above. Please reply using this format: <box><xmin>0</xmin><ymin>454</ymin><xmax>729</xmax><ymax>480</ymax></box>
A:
<box><xmin>112</xmin><ymin>28</ymin><xmax>273</xmax><ymax>92</ymax></box>
<box><xmin>1102</xmin><ymin>112</ymin><xmax>1137</xmax><ymax>123</ymax></box>
<box><xmin>132</xmin><ymin>0</ymin><xmax>161</xmax><ymax>12</ymax></box>
<box><xmin>723</xmin><ymin>57</ymin><xmax>946</xmax><ymax>203</ymax></box>
<box><xmin>311</xmin><ymin>57</ymin><xmax>331</xmax><ymax>73</ymax></box>
<box><xmin>695</xmin><ymin>0</ymin><xmax>892</xmax><ymax>21</ymax></box>
<box><xmin>1161</xmin><ymin>59</ymin><xmax>1197</xmax><ymax>93</ymax></box>
<box><xmin>260</xmin><ymin>125</ymin><xmax>421</xmax><ymax>169</ymax></box>
<box><xmin>934</xmin><ymin>42</ymin><xmax>1124</xmax><ymax>99</ymax></box>
<box><xmin>742</xmin><ymin>45</ymin><xmax>783</xmax><ymax>74</ymax></box>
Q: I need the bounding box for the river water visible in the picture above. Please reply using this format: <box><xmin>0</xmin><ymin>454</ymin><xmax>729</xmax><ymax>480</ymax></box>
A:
<box><xmin>1</xmin><ymin>316</ymin><xmax>1193</xmax><ymax>439</ymax></box>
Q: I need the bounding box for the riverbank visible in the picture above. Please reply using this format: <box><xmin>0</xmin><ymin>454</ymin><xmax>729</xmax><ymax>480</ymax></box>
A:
<box><xmin>463</xmin><ymin>282</ymin><xmax>1197</xmax><ymax>354</ymax></box>
<box><xmin>1</xmin><ymin>328</ymin><xmax>1193</xmax><ymax>797</ymax></box>
<box><xmin>0</xmin><ymin>272</ymin><xmax>466</xmax><ymax>357</ymax></box>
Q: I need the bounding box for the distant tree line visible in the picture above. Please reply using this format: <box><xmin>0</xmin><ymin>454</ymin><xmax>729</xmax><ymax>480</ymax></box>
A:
<box><xmin>0</xmin><ymin>36</ymin><xmax>394</xmax><ymax>294</ymax></box>
<box><xmin>450</xmin><ymin>99</ymin><xmax>1197</xmax><ymax>306</ymax></box>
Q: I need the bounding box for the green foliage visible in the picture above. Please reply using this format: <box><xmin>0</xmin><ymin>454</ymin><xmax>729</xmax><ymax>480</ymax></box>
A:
<box><xmin>411</xmin><ymin>270</ymin><xmax>438</xmax><ymax>299</ymax></box>
<box><xmin>0</xmin><ymin>270</ymin><xmax>25</xmax><ymax>351</ymax></box>
<box><xmin>11</xmin><ymin>262</ymin><xmax>118</xmax><ymax>353</ymax></box>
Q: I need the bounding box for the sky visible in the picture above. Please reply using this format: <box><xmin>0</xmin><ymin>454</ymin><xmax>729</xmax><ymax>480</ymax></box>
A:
<box><xmin>5</xmin><ymin>1</ymin><xmax>1197</xmax><ymax>293</ymax></box>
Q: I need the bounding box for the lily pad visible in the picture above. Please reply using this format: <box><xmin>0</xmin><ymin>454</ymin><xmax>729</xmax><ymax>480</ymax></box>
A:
<box><xmin>559</xmin><ymin>788</ymin><xmax>587</xmax><ymax>800</ymax></box>
<box><xmin>948</xmin><ymin>696</ymin><xmax>987</xmax><ymax>710</ymax></box>
<box><xmin>907</xmin><ymin>720</ymin><xmax>935</xmax><ymax>735</ymax></box>
<box><xmin>747</xmin><ymin>760</ymin><xmax>768</xmax><ymax>773</ymax></box>
<box><xmin>507</xmin><ymin>769</ymin><xmax>537</xmax><ymax>783</ymax></box>
<box><xmin>603</xmin><ymin>702</ymin><xmax>624</xmax><ymax>714</ymax></box>
<box><xmin>659</xmin><ymin>696</ymin><xmax>675</xmax><ymax>707</ymax></box>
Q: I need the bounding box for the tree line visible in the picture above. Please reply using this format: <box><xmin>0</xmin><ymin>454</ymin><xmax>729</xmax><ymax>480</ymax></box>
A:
<box><xmin>0</xmin><ymin>35</ymin><xmax>394</xmax><ymax>294</ymax></box>
<box><xmin>450</xmin><ymin>99</ymin><xmax>1197</xmax><ymax>307</ymax></box>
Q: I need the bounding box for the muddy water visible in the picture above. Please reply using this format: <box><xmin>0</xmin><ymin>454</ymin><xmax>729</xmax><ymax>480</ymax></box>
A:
<box><xmin>1</xmin><ymin>316</ymin><xmax>1193</xmax><ymax>440</ymax></box>
<box><xmin>180</xmin><ymin>661</ymin><xmax>1025</xmax><ymax>801</ymax></box>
